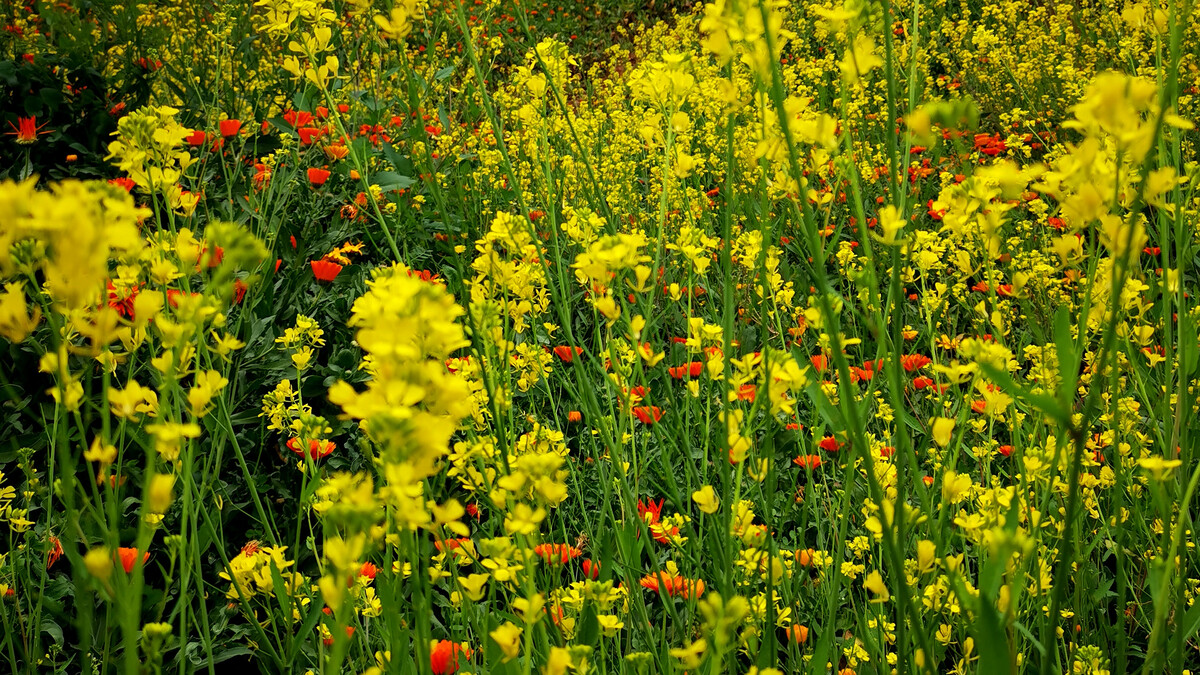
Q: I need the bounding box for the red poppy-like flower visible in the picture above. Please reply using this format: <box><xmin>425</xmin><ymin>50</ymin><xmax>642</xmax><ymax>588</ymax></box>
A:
<box><xmin>298</xmin><ymin>126</ymin><xmax>322</xmax><ymax>145</ymax></box>
<box><xmin>817</xmin><ymin>436</ymin><xmax>844</xmax><ymax>452</ymax></box>
<box><xmin>633</xmin><ymin>406</ymin><xmax>662</xmax><ymax>424</ymax></box>
<box><xmin>7</xmin><ymin>116</ymin><xmax>52</xmax><ymax>145</ymax></box>
<box><xmin>880</xmin><ymin>446</ymin><xmax>896</xmax><ymax>458</ymax></box>
<box><xmin>971</xmin><ymin>399</ymin><xmax>987</xmax><ymax>414</ymax></box>
<box><xmin>735</xmin><ymin>384</ymin><xmax>756</xmax><ymax>401</ymax></box>
<box><xmin>186</xmin><ymin>129</ymin><xmax>207</xmax><ymax>146</ymax></box>
<box><xmin>793</xmin><ymin>454</ymin><xmax>822</xmax><ymax>470</ymax></box>
<box><xmin>358</xmin><ymin>561</ymin><xmax>378</xmax><ymax>580</ymax></box>
<box><xmin>552</xmin><ymin>346</ymin><xmax>583</xmax><ymax>363</ymax></box>
<box><xmin>912</xmin><ymin>376</ymin><xmax>934</xmax><ymax>390</ymax></box>
<box><xmin>219</xmin><ymin>119</ymin><xmax>242</xmax><ymax>137</ymax></box>
<box><xmin>311</xmin><ymin>259</ymin><xmax>343</xmax><ymax>282</ymax></box>
<box><xmin>307</xmin><ymin>167</ymin><xmax>331</xmax><ymax>185</ymax></box>
<box><xmin>46</xmin><ymin>535</ymin><xmax>63</xmax><ymax>569</ymax></box>
<box><xmin>810</xmin><ymin>354</ymin><xmax>828</xmax><ymax>373</ymax></box>
<box><xmin>901</xmin><ymin>354</ymin><xmax>932</xmax><ymax>372</ymax></box>
<box><xmin>283</xmin><ymin>110</ymin><xmax>313</xmax><ymax>127</ymax></box>
<box><xmin>581</xmin><ymin>559</ymin><xmax>600</xmax><ymax>579</ymax></box>
<box><xmin>286</xmin><ymin>437</ymin><xmax>335</xmax><ymax>460</ymax></box>
<box><xmin>998</xmin><ymin>445</ymin><xmax>1014</xmax><ymax>457</ymax></box>
<box><xmin>566</xmin><ymin>411</ymin><xmax>582</xmax><ymax>423</ymax></box>
<box><xmin>116</xmin><ymin>547</ymin><xmax>149</xmax><ymax>574</ymax></box>
<box><xmin>533</xmin><ymin>543</ymin><xmax>582</xmax><ymax>564</ymax></box>
<box><xmin>430</xmin><ymin>639</ymin><xmax>471</xmax><ymax>675</ymax></box>
<box><xmin>667</xmin><ymin>362</ymin><xmax>703</xmax><ymax>379</ymax></box>
<box><xmin>465</xmin><ymin>503</ymin><xmax>480</xmax><ymax>519</ymax></box>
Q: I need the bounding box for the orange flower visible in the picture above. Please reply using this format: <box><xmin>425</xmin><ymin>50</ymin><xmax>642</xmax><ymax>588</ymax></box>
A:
<box><xmin>667</xmin><ymin>362</ymin><xmax>703</xmax><ymax>379</ymax></box>
<box><xmin>566</xmin><ymin>411</ymin><xmax>582</xmax><ymax>423</ymax></box>
<box><xmin>46</xmin><ymin>535</ymin><xmax>63</xmax><ymax>569</ymax></box>
<box><xmin>116</xmin><ymin>547</ymin><xmax>149</xmax><ymax>574</ymax></box>
<box><xmin>639</xmin><ymin>571</ymin><xmax>705</xmax><ymax>599</ymax></box>
<box><xmin>6</xmin><ymin>116</ymin><xmax>52</xmax><ymax>144</ymax></box>
<box><xmin>287</xmin><ymin>437</ymin><xmax>335</xmax><ymax>459</ymax></box>
<box><xmin>307</xmin><ymin>167</ymin><xmax>331</xmax><ymax>185</ymax></box>
<box><xmin>219</xmin><ymin>119</ymin><xmax>242</xmax><ymax>137</ymax></box>
<box><xmin>900</xmin><ymin>354</ymin><xmax>932</xmax><ymax>372</ymax></box>
<box><xmin>793</xmin><ymin>454</ymin><xmax>822</xmax><ymax>470</ymax></box>
<box><xmin>533</xmin><ymin>543</ymin><xmax>582</xmax><ymax>564</ymax></box>
<box><xmin>311</xmin><ymin>259</ymin><xmax>343</xmax><ymax>282</ymax></box>
<box><xmin>430</xmin><ymin>639</ymin><xmax>471</xmax><ymax>674</ymax></box>
<box><xmin>581</xmin><ymin>559</ymin><xmax>600</xmax><ymax>579</ymax></box>
<box><xmin>633</xmin><ymin>406</ymin><xmax>662</xmax><ymax>424</ymax></box>
<box><xmin>789</xmin><ymin>624</ymin><xmax>809</xmax><ymax>644</ymax></box>
<box><xmin>795</xmin><ymin>548</ymin><xmax>814</xmax><ymax>567</ymax></box>
<box><xmin>817</xmin><ymin>436</ymin><xmax>844</xmax><ymax>452</ymax></box>
<box><xmin>552</xmin><ymin>346</ymin><xmax>584</xmax><ymax>363</ymax></box>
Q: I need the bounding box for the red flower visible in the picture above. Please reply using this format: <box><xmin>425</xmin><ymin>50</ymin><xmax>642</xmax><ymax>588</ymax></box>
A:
<box><xmin>311</xmin><ymin>259</ymin><xmax>343</xmax><ymax>282</ymax></box>
<box><xmin>637</xmin><ymin>498</ymin><xmax>664</xmax><ymax>525</ymax></box>
<box><xmin>283</xmin><ymin>110</ymin><xmax>313</xmax><ymax>127</ymax></box>
<box><xmin>533</xmin><ymin>543</ymin><xmax>582</xmax><ymax>564</ymax></box>
<box><xmin>430</xmin><ymin>639</ymin><xmax>471</xmax><ymax>675</ymax></box>
<box><xmin>109</xmin><ymin>177</ymin><xmax>136</xmax><ymax>192</ymax></box>
<box><xmin>307</xmin><ymin>167</ymin><xmax>331</xmax><ymax>186</ymax></box>
<box><xmin>817</xmin><ymin>436</ymin><xmax>844</xmax><ymax>452</ymax></box>
<box><xmin>186</xmin><ymin>129</ymin><xmax>207</xmax><ymax>146</ymax></box>
<box><xmin>107</xmin><ymin>280</ymin><xmax>138</xmax><ymax>318</ymax></box>
<box><xmin>566</xmin><ymin>411</ymin><xmax>582</xmax><ymax>423</ymax></box>
<box><xmin>581</xmin><ymin>559</ymin><xmax>600</xmax><ymax>579</ymax></box>
<box><xmin>900</xmin><ymin>354</ymin><xmax>932</xmax><ymax>372</ymax></box>
<box><xmin>793</xmin><ymin>454</ymin><xmax>822</xmax><ymax>470</ymax></box>
<box><xmin>735</xmin><ymin>384</ymin><xmax>757</xmax><ymax>401</ymax></box>
<box><xmin>358</xmin><ymin>562</ymin><xmax>378</xmax><ymax>580</ymax></box>
<box><xmin>997</xmin><ymin>445</ymin><xmax>1014</xmax><ymax>457</ymax></box>
<box><xmin>6</xmin><ymin>116</ymin><xmax>52</xmax><ymax>145</ymax></box>
<box><xmin>298</xmin><ymin>126</ymin><xmax>322</xmax><ymax>145</ymax></box>
<box><xmin>810</xmin><ymin>354</ymin><xmax>828</xmax><ymax>373</ymax></box>
<box><xmin>233</xmin><ymin>279</ymin><xmax>248</xmax><ymax>305</ymax></box>
<box><xmin>880</xmin><ymin>446</ymin><xmax>896</xmax><ymax>458</ymax></box>
<box><xmin>46</xmin><ymin>535</ymin><xmax>63</xmax><ymax>569</ymax></box>
<box><xmin>552</xmin><ymin>346</ymin><xmax>583</xmax><ymax>363</ymax></box>
<box><xmin>633</xmin><ymin>406</ymin><xmax>662</xmax><ymax>424</ymax></box>
<box><xmin>667</xmin><ymin>362</ymin><xmax>703</xmax><ymax>379</ymax></box>
<box><xmin>219</xmin><ymin>119</ymin><xmax>242</xmax><ymax>137</ymax></box>
<box><xmin>116</xmin><ymin>547</ymin><xmax>149</xmax><ymax>574</ymax></box>
<box><xmin>287</xmin><ymin>437</ymin><xmax>335</xmax><ymax>460</ymax></box>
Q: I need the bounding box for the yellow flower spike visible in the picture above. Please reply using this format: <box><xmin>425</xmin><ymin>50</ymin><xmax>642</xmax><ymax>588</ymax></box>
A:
<box><xmin>668</xmin><ymin>638</ymin><xmax>707</xmax><ymax>669</ymax></box>
<box><xmin>916</xmin><ymin>540</ymin><xmax>938</xmax><ymax>574</ymax></box>
<box><xmin>489</xmin><ymin>621</ymin><xmax>522</xmax><ymax>662</ymax></box>
<box><xmin>513</xmin><ymin>593</ymin><xmax>545</xmax><ymax>624</ymax></box>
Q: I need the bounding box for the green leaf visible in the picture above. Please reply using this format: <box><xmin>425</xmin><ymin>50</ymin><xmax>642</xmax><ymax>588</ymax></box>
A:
<box><xmin>372</xmin><ymin>171</ymin><xmax>415</xmax><ymax>192</ymax></box>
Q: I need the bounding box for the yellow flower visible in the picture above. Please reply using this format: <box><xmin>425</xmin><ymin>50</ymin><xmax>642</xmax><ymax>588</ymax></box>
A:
<box><xmin>691</xmin><ymin>485</ymin><xmax>720</xmax><ymax>514</ymax></box>
<box><xmin>863</xmin><ymin>570</ymin><xmax>890</xmax><ymax>603</ymax></box>
<box><xmin>1138</xmin><ymin>456</ymin><xmax>1182</xmax><ymax>481</ymax></box>
<box><xmin>489</xmin><ymin>621</ymin><xmax>523</xmax><ymax>662</ymax></box>
<box><xmin>930</xmin><ymin>417</ymin><xmax>955</xmax><ymax>447</ymax></box>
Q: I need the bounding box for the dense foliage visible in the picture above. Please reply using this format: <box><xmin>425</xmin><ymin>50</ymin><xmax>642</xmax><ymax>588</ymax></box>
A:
<box><xmin>1</xmin><ymin>0</ymin><xmax>1199</xmax><ymax>674</ymax></box>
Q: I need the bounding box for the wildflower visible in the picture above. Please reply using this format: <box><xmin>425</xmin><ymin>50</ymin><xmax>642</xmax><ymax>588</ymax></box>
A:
<box><xmin>430</xmin><ymin>639</ymin><xmax>470</xmax><ymax>674</ymax></box>
<box><xmin>794</xmin><ymin>455</ymin><xmax>822</xmax><ymax>470</ymax></box>
<box><xmin>287</xmin><ymin>437</ymin><xmax>335</xmax><ymax>460</ymax></box>
<box><xmin>489</xmin><ymin>622</ymin><xmax>522</xmax><ymax>662</ymax></box>
<box><xmin>1139</xmin><ymin>456</ymin><xmax>1182</xmax><ymax>481</ymax></box>
<box><xmin>668</xmin><ymin>362</ymin><xmax>704</xmax><ymax>379</ymax></box>
<box><xmin>789</xmin><ymin>624</ymin><xmax>809</xmax><ymax>644</ymax></box>
<box><xmin>218</xmin><ymin>119</ymin><xmax>242</xmax><ymax>137</ymax></box>
<box><xmin>691</xmin><ymin>485</ymin><xmax>720</xmax><ymax>514</ymax></box>
<box><xmin>930</xmin><ymin>418</ymin><xmax>955</xmax><ymax>447</ymax></box>
<box><xmin>117</xmin><ymin>547</ymin><xmax>150</xmax><ymax>574</ymax></box>
<box><xmin>46</xmin><ymin>535</ymin><xmax>63</xmax><ymax>569</ymax></box>
<box><xmin>311</xmin><ymin>259</ymin><xmax>343</xmax><ymax>282</ymax></box>
<box><xmin>817</xmin><ymin>436</ymin><xmax>844</xmax><ymax>452</ymax></box>
<box><xmin>863</xmin><ymin>570</ymin><xmax>889</xmax><ymax>603</ymax></box>
<box><xmin>901</xmin><ymin>354</ymin><xmax>932</xmax><ymax>371</ymax></box>
<box><xmin>581</xmin><ymin>559</ymin><xmax>600</xmax><ymax>579</ymax></box>
<box><xmin>552</xmin><ymin>346</ymin><xmax>583</xmax><ymax>363</ymax></box>
<box><xmin>566</xmin><ymin>411</ymin><xmax>582</xmax><ymax>423</ymax></box>
<box><xmin>307</xmin><ymin>167</ymin><xmax>331</xmax><ymax>185</ymax></box>
<box><xmin>533</xmin><ymin>543</ymin><xmax>582</xmax><ymax>564</ymax></box>
<box><xmin>633</xmin><ymin>406</ymin><xmax>663</xmax><ymax>424</ymax></box>
<box><xmin>6</xmin><ymin>116</ymin><xmax>52</xmax><ymax>144</ymax></box>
